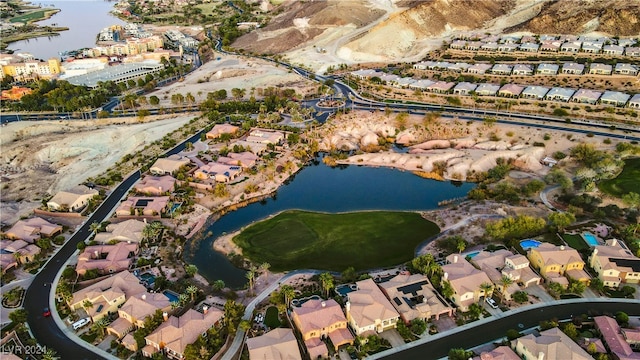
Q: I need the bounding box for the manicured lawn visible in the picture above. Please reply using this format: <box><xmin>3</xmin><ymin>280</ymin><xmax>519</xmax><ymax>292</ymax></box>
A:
<box><xmin>599</xmin><ymin>157</ymin><xmax>640</xmax><ymax>197</ymax></box>
<box><xmin>562</xmin><ymin>234</ymin><xmax>588</xmax><ymax>251</ymax></box>
<box><xmin>233</xmin><ymin>210</ymin><xmax>440</xmax><ymax>272</ymax></box>
<box><xmin>10</xmin><ymin>10</ymin><xmax>50</xmax><ymax>23</ymax></box>
<box><xmin>264</xmin><ymin>306</ymin><xmax>280</xmax><ymax>329</ymax></box>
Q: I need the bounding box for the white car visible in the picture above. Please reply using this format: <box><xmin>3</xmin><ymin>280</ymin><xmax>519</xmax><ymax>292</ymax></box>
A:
<box><xmin>72</xmin><ymin>317</ymin><xmax>91</xmax><ymax>330</ymax></box>
<box><xmin>485</xmin><ymin>298</ymin><xmax>499</xmax><ymax>309</ymax></box>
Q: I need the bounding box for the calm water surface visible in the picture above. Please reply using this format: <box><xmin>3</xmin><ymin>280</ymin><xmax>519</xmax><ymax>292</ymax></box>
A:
<box><xmin>7</xmin><ymin>0</ymin><xmax>124</xmax><ymax>60</ymax></box>
<box><xmin>186</xmin><ymin>159</ymin><xmax>475</xmax><ymax>288</ymax></box>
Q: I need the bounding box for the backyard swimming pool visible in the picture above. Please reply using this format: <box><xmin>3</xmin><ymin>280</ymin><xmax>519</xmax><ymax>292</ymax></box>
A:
<box><xmin>582</xmin><ymin>232</ymin><xmax>599</xmax><ymax>246</ymax></box>
<box><xmin>163</xmin><ymin>290</ymin><xmax>179</xmax><ymax>303</ymax></box>
<box><xmin>465</xmin><ymin>251</ymin><xmax>480</xmax><ymax>259</ymax></box>
<box><xmin>335</xmin><ymin>284</ymin><xmax>357</xmax><ymax>296</ymax></box>
<box><xmin>520</xmin><ymin>239</ymin><xmax>542</xmax><ymax>250</ymax></box>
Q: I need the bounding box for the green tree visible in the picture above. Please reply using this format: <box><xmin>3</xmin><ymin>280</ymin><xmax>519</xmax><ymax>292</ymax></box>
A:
<box><xmin>410</xmin><ymin>318</ymin><xmax>427</xmax><ymax>335</ymax></box>
<box><xmin>442</xmin><ymin>281</ymin><xmax>454</xmax><ymax>299</ymax></box>
<box><xmin>616</xmin><ymin>311</ymin><xmax>629</xmax><ymax>325</ymax></box>
<box><xmin>319</xmin><ymin>272</ymin><xmax>335</xmax><ymax>298</ymax></box>
<box><xmin>506</xmin><ymin>329</ymin><xmax>522</xmax><ymax>340</ymax></box>
<box><xmin>394</xmin><ymin>112</ymin><xmax>409</xmax><ymax>130</ymax></box>
<box><xmin>280</xmin><ymin>285</ymin><xmax>295</xmax><ymax>307</ymax></box>
<box><xmin>548</xmin><ymin>212</ymin><xmax>576</xmax><ymax>232</ymax></box>
<box><xmin>212</xmin><ymin>280</ymin><xmax>225</xmax><ymax>291</ymax></box>
<box><xmin>8</xmin><ymin>309</ymin><xmax>27</xmax><ymax>324</ymax></box>
<box><xmin>185</xmin><ymin>264</ymin><xmax>198</xmax><ymax>277</ymax></box>
<box><xmin>341</xmin><ymin>267</ymin><xmax>358</xmax><ymax>282</ymax></box>
<box><xmin>448</xmin><ymin>348</ymin><xmax>474</xmax><ymax>360</ymax></box>
<box><xmin>512</xmin><ymin>291</ymin><xmax>528</xmax><ymax>303</ymax></box>
<box><xmin>91</xmin><ymin>317</ymin><xmax>108</xmax><ymax>337</ymax></box>
<box><xmin>562</xmin><ymin>322</ymin><xmax>579</xmax><ymax>340</ymax></box>
<box><xmin>480</xmin><ymin>282</ymin><xmax>494</xmax><ymax>300</ymax></box>
<box><xmin>186</xmin><ymin>285</ymin><xmax>198</xmax><ymax>302</ymax></box>
<box><xmin>499</xmin><ymin>275</ymin><xmax>514</xmax><ymax>298</ymax></box>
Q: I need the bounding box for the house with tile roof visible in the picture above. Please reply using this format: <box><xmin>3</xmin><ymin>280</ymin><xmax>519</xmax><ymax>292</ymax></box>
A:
<box><xmin>603</xmin><ymin>44</ymin><xmax>625</xmax><ymax>56</ymax></box>
<box><xmin>527</xmin><ymin>243</ymin><xmax>590</xmax><ymax>286</ymax></box>
<box><xmin>589</xmin><ymin>63</ymin><xmax>613</xmax><ymax>75</ymax></box>
<box><xmin>217</xmin><ymin>151</ymin><xmax>258</xmax><ymax>169</ymax></box>
<box><xmin>536</xmin><ymin>63</ymin><xmax>559</xmax><ymax>75</ymax></box>
<box><xmin>589</xmin><ymin>239</ymin><xmax>640</xmax><ymax>287</ymax></box>
<box><xmin>47</xmin><ymin>185</ymin><xmax>99</xmax><ymax>212</ymax></box>
<box><xmin>521</xmin><ymin>86</ymin><xmax>550</xmax><ymax>100</ymax></box>
<box><xmin>593</xmin><ymin>316</ymin><xmax>640</xmax><ymax>360</ymax></box>
<box><xmin>378</xmin><ymin>273</ymin><xmax>454</xmax><ymax>323</ymax></box>
<box><xmin>194</xmin><ymin>162</ymin><xmax>242</xmax><ymax>183</ymax></box>
<box><xmin>470</xmin><ymin>250</ymin><xmax>541</xmax><ymax>300</ymax></box>
<box><xmin>472</xmin><ymin>346</ymin><xmax>520</xmax><ymax>360</ymax></box>
<box><xmin>571</xmin><ymin>89</ymin><xmax>602</xmax><ymax>104</ymax></box>
<box><xmin>625</xmin><ymin>47</ymin><xmax>640</xmax><ymax>57</ymax></box>
<box><xmin>491</xmin><ymin>64</ymin><xmax>513</xmax><ymax>75</ymax></box>
<box><xmin>600</xmin><ymin>91</ymin><xmax>631</xmax><ymax>107</ymax></box>
<box><xmin>441</xmin><ymin>254</ymin><xmax>493</xmax><ymax>311</ymax></box>
<box><xmin>475</xmin><ymin>83</ymin><xmax>501</xmax><ymax>96</ymax></box>
<box><xmin>76</xmin><ymin>242</ymin><xmax>139</xmax><ymax>276</ymax></box>
<box><xmin>561</xmin><ymin>62</ymin><xmax>585</xmax><ymax>75</ymax></box>
<box><xmin>346</xmin><ymin>278</ymin><xmax>400</xmax><ymax>336</ymax></box>
<box><xmin>512</xmin><ymin>64</ymin><xmax>534</xmax><ymax>76</ymax></box>
<box><xmin>498</xmin><ymin>44</ymin><xmax>518</xmax><ymax>52</ymax></box>
<box><xmin>545</xmin><ymin>87</ymin><xmax>575</xmax><ymax>102</ymax></box>
<box><xmin>68</xmin><ymin>271</ymin><xmax>147</xmax><ymax>322</ymax></box>
<box><xmin>466</xmin><ymin>63</ymin><xmax>493</xmax><ymax>74</ymax></box>
<box><xmin>481</xmin><ymin>42</ymin><xmax>499</xmax><ymax>51</ymax></box>
<box><xmin>231</xmin><ymin>140</ymin><xmax>268</xmax><ymax>155</ymax></box>
<box><xmin>246</xmin><ymin>129</ymin><xmax>284</xmax><ymax>145</ymax></box>
<box><xmin>94</xmin><ymin>219</ymin><xmax>147</xmax><ymax>244</ymax></box>
<box><xmin>519</xmin><ymin>43</ymin><xmax>539</xmax><ymax>53</ymax></box>
<box><xmin>498</xmin><ymin>84</ymin><xmax>524</xmax><ymax>98</ymax></box>
<box><xmin>291</xmin><ymin>299</ymin><xmax>353</xmax><ymax>359</ymax></box>
<box><xmin>450</xmin><ymin>40</ymin><xmax>467</xmax><ymax>49</ymax></box>
<box><xmin>560</xmin><ymin>42</ymin><xmax>581</xmax><ymax>53</ymax></box>
<box><xmin>614</xmin><ymin>63</ymin><xmax>639</xmax><ymax>76</ymax></box>
<box><xmin>143</xmin><ymin>307</ymin><xmax>224</xmax><ymax>359</ymax></box>
<box><xmin>540</xmin><ymin>40</ymin><xmax>561</xmax><ymax>52</ymax></box>
<box><xmin>426</xmin><ymin>81</ymin><xmax>455</xmax><ymax>94</ymax></box>
<box><xmin>205</xmin><ymin>124</ymin><xmax>239</xmax><ymax>140</ymax></box>
<box><xmin>246</xmin><ymin>328</ymin><xmax>302</xmax><ymax>360</ymax></box>
<box><xmin>134</xmin><ymin>175</ymin><xmax>176</xmax><ymax>196</ymax></box>
<box><xmin>115</xmin><ymin>196</ymin><xmax>170</xmax><ymax>217</ymax></box>
<box><xmin>453</xmin><ymin>82</ymin><xmax>477</xmax><ymax>96</ymax></box>
<box><xmin>351</xmin><ymin>69</ymin><xmax>384</xmax><ymax>79</ymax></box>
<box><xmin>628</xmin><ymin>94</ymin><xmax>640</xmax><ymax>109</ymax></box>
<box><xmin>3</xmin><ymin>217</ymin><xmax>62</xmax><ymax>243</ymax></box>
<box><xmin>107</xmin><ymin>292</ymin><xmax>171</xmax><ymax>346</ymax></box>
<box><xmin>513</xmin><ymin>327</ymin><xmax>592</xmax><ymax>360</ymax></box>
<box><xmin>149</xmin><ymin>155</ymin><xmax>190</xmax><ymax>176</ymax></box>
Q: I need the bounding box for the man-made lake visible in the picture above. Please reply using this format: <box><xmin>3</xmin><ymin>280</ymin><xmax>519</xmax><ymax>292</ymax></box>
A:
<box><xmin>185</xmin><ymin>159</ymin><xmax>475</xmax><ymax>288</ymax></box>
<box><xmin>8</xmin><ymin>0</ymin><xmax>125</xmax><ymax>60</ymax></box>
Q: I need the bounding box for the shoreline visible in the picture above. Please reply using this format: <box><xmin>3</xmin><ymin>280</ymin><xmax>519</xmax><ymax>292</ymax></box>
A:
<box><xmin>1</xmin><ymin>7</ymin><xmax>66</xmax><ymax>51</ymax></box>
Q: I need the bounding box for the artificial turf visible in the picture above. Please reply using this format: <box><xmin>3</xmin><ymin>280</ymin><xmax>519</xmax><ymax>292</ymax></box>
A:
<box><xmin>599</xmin><ymin>157</ymin><xmax>640</xmax><ymax>197</ymax></box>
<box><xmin>232</xmin><ymin>210</ymin><xmax>440</xmax><ymax>272</ymax></box>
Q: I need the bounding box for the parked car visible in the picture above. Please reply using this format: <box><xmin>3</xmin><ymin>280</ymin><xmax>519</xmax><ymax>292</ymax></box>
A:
<box><xmin>72</xmin><ymin>317</ymin><xmax>91</xmax><ymax>330</ymax></box>
<box><xmin>485</xmin><ymin>298</ymin><xmax>499</xmax><ymax>309</ymax></box>
<box><xmin>43</xmin><ymin>308</ymin><xmax>51</xmax><ymax>317</ymax></box>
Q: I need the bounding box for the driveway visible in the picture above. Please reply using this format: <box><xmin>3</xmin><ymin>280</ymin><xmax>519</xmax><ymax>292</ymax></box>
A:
<box><xmin>525</xmin><ymin>284</ymin><xmax>555</xmax><ymax>303</ymax></box>
<box><xmin>379</xmin><ymin>329</ymin><xmax>405</xmax><ymax>347</ymax></box>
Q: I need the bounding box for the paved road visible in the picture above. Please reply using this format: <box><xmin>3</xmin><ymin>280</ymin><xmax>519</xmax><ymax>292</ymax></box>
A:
<box><xmin>23</xmin><ymin>171</ymin><xmax>140</xmax><ymax>360</ymax></box>
<box><xmin>371</xmin><ymin>298</ymin><xmax>640</xmax><ymax>360</ymax></box>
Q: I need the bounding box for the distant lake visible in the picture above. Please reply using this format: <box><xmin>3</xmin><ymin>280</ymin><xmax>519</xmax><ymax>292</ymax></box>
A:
<box><xmin>185</xmin><ymin>158</ymin><xmax>475</xmax><ymax>289</ymax></box>
<box><xmin>7</xmin><ymin>0</ymin><xmax>125</xmax><ymax>60</ymax></box>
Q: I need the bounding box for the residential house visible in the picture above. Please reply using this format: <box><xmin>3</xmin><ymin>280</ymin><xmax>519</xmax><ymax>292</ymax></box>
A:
<box><xmin>545</xmin><ymin>87</ymin><xmax>575</xmax><ymax>102</ymax></box>
<box><xmin>107</xmin><ymin>292</ymin><xmax>171</xmax><ymax>347</ymax></box>
<box><xmin>465</xmin><ymin>41</ymin><xmax>482</xmax><ymax>51</ymax></box>
<box><xmin>450</xmin><ymin>40</ymin><xmax>467</xmax><ymax>50</ymax></box>
<box><xmin>441</xmin><ymin>254</ymin><xmax>493</xmax><ymax>311</ymax></box>
<box><xmin>560</xmin><ymin>42</ymin><xmax>581</xmax><ymax>53</ymax></box>
<box><xmin>194</xmin><ymin>162</ymin><xmax>242</xmax><ymax>183</ymax></box>
<box><xmin>600</xmin><ymin>91</ymin><xmax>631</xmax><ymax>107</ymax></box>
<box><xmin>540</xmin><ymin>40</ymin><xmax>561</xmax><ymax>52</ymax></box>
<box><xmin>412</xmin><ymin>61</ymin><xmax>434</xmax><ymax>70</ymax></box>
<box><xmin>47</xmin><ymin>185</ymin><xmax>98</xmax><ymax>212</ymax></box>
<box><xmin>497</xmin><ymin>44</ymin><xmax>518</xmax><ymax>52</ymax></box>
<box><xmin>628</xmin><ymin>94</ymin><xmax>640</xmax><ymax>109</ymax></box>
<box><xmin>500</xmin><ymin>35</ymin><xmax>520</xmax><ymax>44</ymax></box>
<box><xmin>447</xmin><ymin>63</ymin><xmax>471</xmax><ymax>72</ymax></box>
<box><xmin>539</xmin><ymin>35</ymin><xmax>558</xmax><ymax>41</ymax></box>
<box><xmin>378</xmin><ymin>273</ymin><xmax>454</xmax><ymax>323</ymax></box>
<box><xmin>291</xmin><ymin>299</ymin><xmax>354</xmax><ymax>359</ymax></box>
<box><xmin>562</xmin><ymin>62</ymin><xmax>585</xmax><ymax>75</ymax></box>
<box><xmin>246</xmin><ymin>328</ymin><xmax>302</xmax><ymax>360</ymax></box>
<box><xmin>68</xmin><ymin>271</ymin><xmax>147</xmax><ymax>322</ymax></box>
<box><xmin>452</xmin><ymin>82</ymin><xmax>477</xmax><ymax>96</ymax></box>
<box><xmin>491</xmin><ymin>64</ymin><xmax>513</xmax><ymax>75</ymax></box>
<box><xmin>571</xmin><ymin>89</ymin><xmax>602</xmax><ymax>104</ymax></box>
<box><xmin>617</xmin><ymin>39</ymin><xmax>636</xmax><ymax>47</ymax></box>
<box><xmin>603</xmin><ymin>44</ymin><xmax>625</xmax><ymax>55</ymax></box>
<box><xmin>589</xmin><ymin>239</ymin><xmax>640</xmax><ymax>287</ymax></box>
<box><xmin>3</xmin><ymin>217</ymin><xmax>62</xmax><ymax>243</ymax></box>
<box><xmin>395</xmin><ymin>77</ymin><xmax>416</xmax><ymax>88</ymax></box>
<box><xmin>0</xmin><ymin>252</ymin><xmax>18</xmax><ymax>274</ymax></box>
<box><xmin>76</xmin><ymin>242</ymin><xmax>139</xmax><ymax>276</ymax></box>
<box><xmin>536</xmin><ymin>63</ymin><xmax>559</xmax><ymax>75</ymax></box>
<box><xmin>581</xmin><ymin>42</ymin><xmax>603</xmax><ymax>53</ymax></box>
<box><xmin>519</xmin><ymin>43</ymin><xmax>539</xmax><ymax>53</ymax></box>
<box><xmin>380</xmin><ymin>74</ymin><xmax>400</xmax><ymax>86</ymax></box>
<box><xmin>472</xmin><ymin>346</ymin><xmax>520</xmax><ymax>360</ymax></box>
<box><xmin>143</xmin><ymin>307</ymin><xmax>224</xmax><ymax>360</ymax></box>
<box><xmin>246</xmin><ymin>129</ymin><xmax>284</xmax><ymax>145</ymax></box>
<box><xmin>149</xmin><ymin>155</ymin><xmax>190</xmax><ymax>176</ymax></box>
<box><xmin>593</xmin><ymin>316</ymin><xmax>640</xmax><ymax>360</ymax></box>
<box><xmin>521</xmin><ymin>35</ymin><xmax>537</xmax><ymax>43</ymax></box>
<box><xmin>512</xmin><ymin>64</ymin><xmax>534</xmax><ymax>76</ymax></box>
<box><xmin>513</xmin><ymin>327</ymin><xmax>592</xmax><ymax>360</ymax></box>
<box><xmin>14</xmin><ymin>244</ymin><xmax>41</xmax><ymax>265</ymax></box>
<box><xmin>466</xmin><ymin>63</ymin><xmax>492</xmax><ymax>74</ymax></box>
<box><xmin>205</xmin><ymin>124</ymin><xmax>239</xmax><ymax>140</ymax></box>
<box><xmin>521</xmin><ymin>86</ymin><xmax>550</xmax><ymax>100</ymax></box>
<box><xmin>589</xmin><ymin>63</ymin><xmax>613</xmax><ymax>75</ymax></box>
<box><xmin>614</xmin><ymin>63</ymin><xmax>639</xmax><ymax>76</ymax></box>
<box><xmin>498</xmin><ymin>84</ymin><xmax>524</xmax><ymax>98</ymax></box>
<box><xmin>479</xmin><ymin>42</ymin><xmax>498</xmax><ymax>51</ymax></box>
<box><xmin>426</xmin><ymin>81</ymin><xmax>455</xmax><ymax>94</ymax></box>
<box><xmin>475</xmin><ymin>83</ymin><xmax>501</xmax><ymax>96</ymax></box>
<box><xmin>470</xmin><ymin>250</ymin><xmax>541</xmax><ymax>300</ymax></box>
<box><xmin>230</xmin><ymin>140</ymin><xmax>267</xmax><ymax>155</ymax></box>
<box><xmin>351</xmin><ymin>69</ymin><xmax>384</xmax><ymax>79</ymax></box>
<box><xmin>115</xmin><ymin>196</ymin><xmax>170</xmax><ymax>217</ymax></box>
<box><xmin>346</xmin><ymin>278</ymin><xmax>400</xmax><ymax>335</ymax></box>
<box><xmin>625</xmin><ymin>47</ymin><xmax>640</xmax><ymax>57</ymax></box>
<box><xmin>217</xmin><ymin>151</ymin><xmax>258</xmax><ymax>169</ymax></box>
<box><xmin>94</xmin><ymin>219</ymin><xmax>147</xmax><ymax>244</ymax></box>
<box><xmin>133</xmin><ymin>175</ymin><xmax>176</xmax><ymax>196</ymax></box>
<box><xmin>527</xmin><ymin>243</ymin><xmax>590</xmax><ymax>286</ymax></box>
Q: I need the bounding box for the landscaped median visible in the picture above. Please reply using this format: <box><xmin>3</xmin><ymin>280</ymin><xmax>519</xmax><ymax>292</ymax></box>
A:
<box><xmin>232</xmin><ymin>210</ymin><xmax>440</xmax><ymax>272</ymax></box>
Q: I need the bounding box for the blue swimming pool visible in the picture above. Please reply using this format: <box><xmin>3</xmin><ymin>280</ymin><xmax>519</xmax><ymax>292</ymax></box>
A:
<box><xmin>520</xmin><ymin>239</ymin><xmax>542</xmax><ymax>250</ymax></box>
<box><xmin>466</xmin><ymin>251</ymin><xmax>480</xmax><ymax>259</ymax></box>
<box><xmin>139</xmin><ymin>272</ymin><xmax>156</xmax><ymax>287</ymax></box>
<box><xmin>163</xmin><ymin>290</ymin><xmax>179</xmax><ymax>303</ymax></box>
<box><xmin>335</xmin><ymin>284</ymin><xmax>357</xmax><ymax>296</ymax></box>
<box><xmin>582</xmin><ymin>232</ymin><xmax>598</xmax><ymax>246</ymax></box>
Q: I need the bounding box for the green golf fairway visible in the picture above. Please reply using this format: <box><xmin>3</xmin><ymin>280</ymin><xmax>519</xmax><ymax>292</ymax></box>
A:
<box><xmin>232</xmin><ymin>210</ymin><xmax>440</xmax><ymax>272</ymax></box>
<box><xmin>599</xmin><ymin>157</ymin><xmax>640</xmax><ymax>197</ymax></box>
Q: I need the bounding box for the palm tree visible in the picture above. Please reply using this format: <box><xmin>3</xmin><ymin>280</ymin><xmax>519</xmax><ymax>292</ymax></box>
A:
<box><xmin>178</xmin><ymin>293</ymin><xmax>189</xmax><ymax>305</ymax></box>
<box><xmin>280</xmin><ymin>285</ymin><xmax>295</xmax><ymax>307</ymax></box>
<box><xmin>82</xmin><ymin>300</ymin><xmax>93</xmax><ymax>312</ymax></box>
<box><xmin>456</xmin><ymin>238</ymin><xmax>467</xmax><ymax>253</ymax></box>
<box><xmin>246</xmin><ymin>270</ymin><xmax>255</xmax><ymax>293</ymax></box>
<box><xmin>89</xmin><ymin>221</ymin><xmax>100</xmax><ymax>235</ymax></box>
<box><xmin>170</xmin><ymin>301</ymin><xmax>180</xmax><ymax>310</ymax></box>
<box><xmin>441</xmin><ymin>281</ymin><xmax>454</xmax><ymax>299</ymax></box>
<box><xmin>91</xmin><ymin>317</ymin><xmax>108</xmax><ymax>337</ymax></box>
<box><xmin>213</xmin><ymin>280</ymin><xmax>225</xmax><ymax>292</ymax></box>
<box><xmin>259</xmin><ymin>262</ymin><xmax>270</xmax><ymax>274</ymax></box>
<box><xmin>319</xmin><ymin>272</ymin><xmax>334</xmax><ymax>298</ymax></box>
<box><xmin>499</xmin><ymin>275</ymin><xmax>514</xmax><ymax>299</ymax></box>
<box><xmin>186</xmin><ymin>285</ymin><xmax>198</xmax><ymax>302</ymax></box>
<box><xmin>480</xmin><ymin>282</ymin><xmax>494</xmax><ymax>301</ymax></box>
<box><xmin>42</xmin><ymin>349</ymin><xmax>59</xmax><ymax>360</ymax></box>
